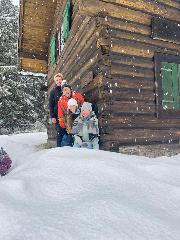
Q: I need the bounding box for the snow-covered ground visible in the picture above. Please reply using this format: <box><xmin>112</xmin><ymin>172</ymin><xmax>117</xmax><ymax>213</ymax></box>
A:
<box><xmin>0</xmin><ymin>132</ymin><xmax>180</xmax><ymax>240</ymax></box>
<box><xmin>12</xmin><ymin>0</ymin><xmax>19</xmax><ymax>6</ymax></box>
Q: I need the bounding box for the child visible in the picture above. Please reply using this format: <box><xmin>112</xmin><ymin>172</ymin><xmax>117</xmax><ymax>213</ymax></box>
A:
<box><xmin>68</xmin><ymin>98</ymin><xmax>81</xmax><ymax>115</ymax></box>
<box><xmin>71</xmin><ymin>102</ymin><xmax>99</xmax><ymax>149</ymax></box>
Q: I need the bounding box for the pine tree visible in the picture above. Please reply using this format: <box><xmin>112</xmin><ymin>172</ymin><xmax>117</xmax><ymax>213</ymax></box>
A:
<box><xmin>0</xmin><ymin>67</ymin><xmax>19</xmax><ymax>133</ymax></box>
<box><xmin>0</xmin><ymin>0</ymin><xmax>47</xmax><ymax>134</ymax></box>
<box><xmin>0</xmin><ymin>0</ymin><xmax>18</xmax><ymax>66</ymax></box>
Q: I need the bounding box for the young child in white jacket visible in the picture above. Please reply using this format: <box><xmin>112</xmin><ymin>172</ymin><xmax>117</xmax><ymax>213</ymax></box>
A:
<box><xmin>71</xmin><ymin>102</ymin><xmax>99</xmax><ymax>149</ymax></box>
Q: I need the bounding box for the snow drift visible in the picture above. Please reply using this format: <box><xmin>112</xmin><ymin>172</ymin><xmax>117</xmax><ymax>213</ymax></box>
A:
<box><xmin>0</xmin><ymin>132</ymin><xmax>180</xmax><ymax>240</ymax></box>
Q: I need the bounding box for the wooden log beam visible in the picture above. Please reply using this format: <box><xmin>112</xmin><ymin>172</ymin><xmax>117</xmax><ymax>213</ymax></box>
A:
<box><xmin>110</xmin><ymin>29</ymin><xmax>180</xmax><ymax>52</ymax></box>
<box><xmin>97</xmin><ymin>16</ymin><xmax>151</xmax><ymax>36</ymax></box>
<box><xmin>20</xmin><ymin>58</ymin><xmax>47</xmax><ymax>73</ymax></box>
<box><xmin>101</xmin><ymin>128</ymin><xmax>180</xmax><ymax>143</ymax></box>
<box><xmin>100</xmin><ymin>116</ymin><xmax>180</xmax><ymax>129</ymax></box>
<box><xmin>104</xmin><ymin>88</ymin><xmax>155</xmax><ymax>102</ymax></box>
<box><xmin>109</xmin><ymin>40</ymin><xmax>154</xmax><ymax>58</ymax></box>
<box><xmin>110</xmin><ymin>64</ymin><xmax>154</xmax><ymax>79</ymax></box>
<box><xmin>105</xmin><ymin>77</ymin><xmax>155</xmax><ymax>91</ymax></box>
<box><xmin>110</xmin><ymin>54</ymin><xmax>154</xmax><ymax>69</ymax></box>
<box><xmin>19</xmin><ymin>51</ymin><xmax>47</xmax><ymax>60</ymax></box>
<box><xmin>97</xmin><ymin>100</ymin><xmax>156</xmax><ymax>115</ymax></box>
<box><xmin>99</xmin><ymin>140</ymin><xmax>119</xmax><ymax>152</ymax></box>
<box><xmin>101</xmin><ymin>0</ymin><xmax>180</xmax><ymax>22</ymax></box>
<box><xmin>80</xmin><ymin>0</ymin><xmax>151</xmax><ymax>25</ymax></box>
<box><xmin>156</xmin><ymin>0</ymin><xmax>180</xmax><ymax>9</ymax></box>
<box><xmin>109</xmin><ymin>38</ymin><xmax>179</xmax><ymax>59</ymax></box>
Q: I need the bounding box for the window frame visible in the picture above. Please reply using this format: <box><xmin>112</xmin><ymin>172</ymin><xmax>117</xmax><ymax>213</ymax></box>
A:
<box><xmin>49</xmin><ymin>0</ymin><xmax>72</xmax><ymax>65</ymax></box>
<box><xmin>62</xmin><ymin>0</ymin><xmax>71</xmax><ymax>42</ymax></box>
<box><xmin>50</xmin><ymin>35</ymin><xmax>56</xmax><ymax>65</ymax></box>
<box><xmin>154</xmin><ymin>52</ymin><xmax>180</xmax><ymax>119</ymax></box>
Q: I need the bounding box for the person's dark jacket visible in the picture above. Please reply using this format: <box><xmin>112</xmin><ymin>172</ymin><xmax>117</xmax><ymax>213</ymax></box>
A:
<box><xmin>49</xmin><ymin>86</ymin><xmax>62</xmax><ymax>120</ymax></box>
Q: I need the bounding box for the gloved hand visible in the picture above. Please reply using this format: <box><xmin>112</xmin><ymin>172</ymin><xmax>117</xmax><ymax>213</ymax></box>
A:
<box><xmin>89</xmin><ymin>133</ymin><xmax>98</xmax><ymax>141</ymax></box>
<box><xmin>71</xmin><ymin>134</ymin><xmax>82</xmax><ymax>141</ymax></box>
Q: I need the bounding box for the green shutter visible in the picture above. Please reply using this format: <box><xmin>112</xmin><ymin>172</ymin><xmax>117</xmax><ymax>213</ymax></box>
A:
<box><xmin>161</xmin><ymin>62</ymin><xmax>173</xmax><ymax>109</ymax></box>
<box><xmin>62</xmin><ymin>0</ymin><xmax>71</xmax><ymax>42</ymax></box>
<box><xmin>161</xmin><ymin>62</ymin><xmax>180</xmax><ymax>110</ymax></box>
<box><xmin>50</xmin><ymin>36</ymin><xmax>56</xmax><ymax>65</ymax></box>
<box><xmin>178</xmin><ymin>64</ymin><xmax>180</xmax><ymax>103</ymax></box>
<box><xmin>172</xmin><ymin>63</ymin><xmax>179</xmax><ymax>109</ymax></box>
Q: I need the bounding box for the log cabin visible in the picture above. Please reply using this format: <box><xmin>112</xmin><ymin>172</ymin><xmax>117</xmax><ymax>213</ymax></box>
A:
<box><xmin>18</xmin><ymin>0</ymin><xmax>180</xmax><ymax>152</ymax></box>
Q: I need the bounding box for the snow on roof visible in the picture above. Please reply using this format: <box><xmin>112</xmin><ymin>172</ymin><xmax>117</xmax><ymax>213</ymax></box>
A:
<box><xmin>18</xmin><ymin>71</ymin><xmax>47</xmax><ymax>77</ymax></box>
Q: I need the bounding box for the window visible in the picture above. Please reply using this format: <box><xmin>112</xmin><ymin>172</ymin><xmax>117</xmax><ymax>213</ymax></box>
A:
<box><xmin>155</xmin><ymin>53</ymin><xmax>180</xmax><ymax>118</ymax></box>
<box><xmin>62</xmin><ymin>0</ymin><xmax>71</xmax><ymax>42</ymax></box>
<box><xmin>50</xmin><ymin>36</ymin><xmax>56</xmax><ymax>65</ymax></box>
<box><xmin>50</xmin><ymin>0</ymin><xmax>71</xmax><ymax>64</ymax></box>
<box><xmin>60</xmin><ymin>0</ymin><xmax>71</xmax><ymax>53</ymax></box>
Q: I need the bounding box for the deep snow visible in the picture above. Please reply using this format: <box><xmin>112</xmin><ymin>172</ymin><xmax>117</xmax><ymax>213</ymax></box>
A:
<box><xmin>0</xmin><ymin>132</ymin><xmax>180</xmax><ymax>240</ymax></box>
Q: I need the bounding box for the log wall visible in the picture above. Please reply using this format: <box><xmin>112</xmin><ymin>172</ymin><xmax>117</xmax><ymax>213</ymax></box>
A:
<box><xmin>47</xmin><ymin>0</ymin><xmax>104</xmax><ymax>142</ymax></box>
<box><xmin>48</xmin><ymin>0</ymin><xmax>180</xmax><ymax>152</ymax></box>
<box><xmin>90</xmin><ymin>0</ymin><xmax>180</xmax><ymax>151</ymax></box>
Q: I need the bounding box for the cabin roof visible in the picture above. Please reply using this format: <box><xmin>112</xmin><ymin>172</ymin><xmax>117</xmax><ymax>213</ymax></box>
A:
<box><xmin>18</xmin><ymin>0</ymin><xmax>57</xmax><ymax>73</ymax></box>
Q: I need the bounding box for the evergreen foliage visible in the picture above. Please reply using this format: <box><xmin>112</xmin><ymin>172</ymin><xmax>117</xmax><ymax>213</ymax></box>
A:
<box><xmin>0</xmin><ymin>0</ymin><xmax>47</xmax><ymax>134</ymax></box>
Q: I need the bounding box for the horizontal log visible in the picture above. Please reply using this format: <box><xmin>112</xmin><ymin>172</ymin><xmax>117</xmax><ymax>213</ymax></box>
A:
<box><xmin>110</xmin><ymin>64</ymin><xmax>154</xmax><ymax>79</ymax></box>
<box><xmin>100</xmin><ymin>115</ymin><xmax>180</xmax><ymax>129</ymax></box>
<box><xmin>103</xmin><ymin>88</ymin><xmax>155</xmax><ymax>101</ymax></box>
<box><xmin>99</xmin><ymin>140</ymin><xmax>119</xmax><ymax>152</ymax></box>
<box><xmin>21</xmin><ymin>58</ymin><xmax>47</xmax><ymax>73</ymax></box>
<box><xmin>110</xmin><ymin>29</ymin><xmax>180</xmax><ymax>52</ymax></box>
<box><xmin>101</xmin><ymin>128</ymin><xmax>180</xmax><ymax>143</ymax></box>
<box><xmin>100</xmin><ymin>138</ymin><xmax>180</xmax><ymax>149</ymax></box>
<box><xmin>80</xmin><ymin>0</ymin><xmax>151</xmax><ymax>25</ymax></box>
<box><xmin>19</xmin><ymin>51</ymin><xmax>47</xmax><ymax>60</ymax></box>
<box><xmin>97</xmin><ymin>100</ymin><xmax>156</xmax><ymax>115</ymax></box>
<box><xmin>156</xmin><ymin>0</ymin><xmax>180</xmax><ymax>9</ymax></box>
<box><xmin>110</xmin><ymin>54</ymin><xmax>154</xmax><ymax>70</ymax></box>
<box><xmin>110</xmin><ymin>74</ymin><xmax>154</xmax><ymax>83</ymax></box>
<box><xmin>104</xmin><ymin>77</ymin><xmax>155</xmax><ymax>90</ymax></box>
<box><xmin>109</xmin><ymin>40</ymin><xmax>154</xmax><ymax>58</ymax></box>
<box><xmin>109</xmin><ymin>38</ymin><xmax>179</xmax><ymax>59</ymax></box>
<box><xmin>97</xmin><ymin>16</ymin><xmax>151</xmax><ymax>36</ymax></box>
<box><xmin>102</xmin><ymin>0</ymin><xmax>180</xmax><ymax>22</ymax></box>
